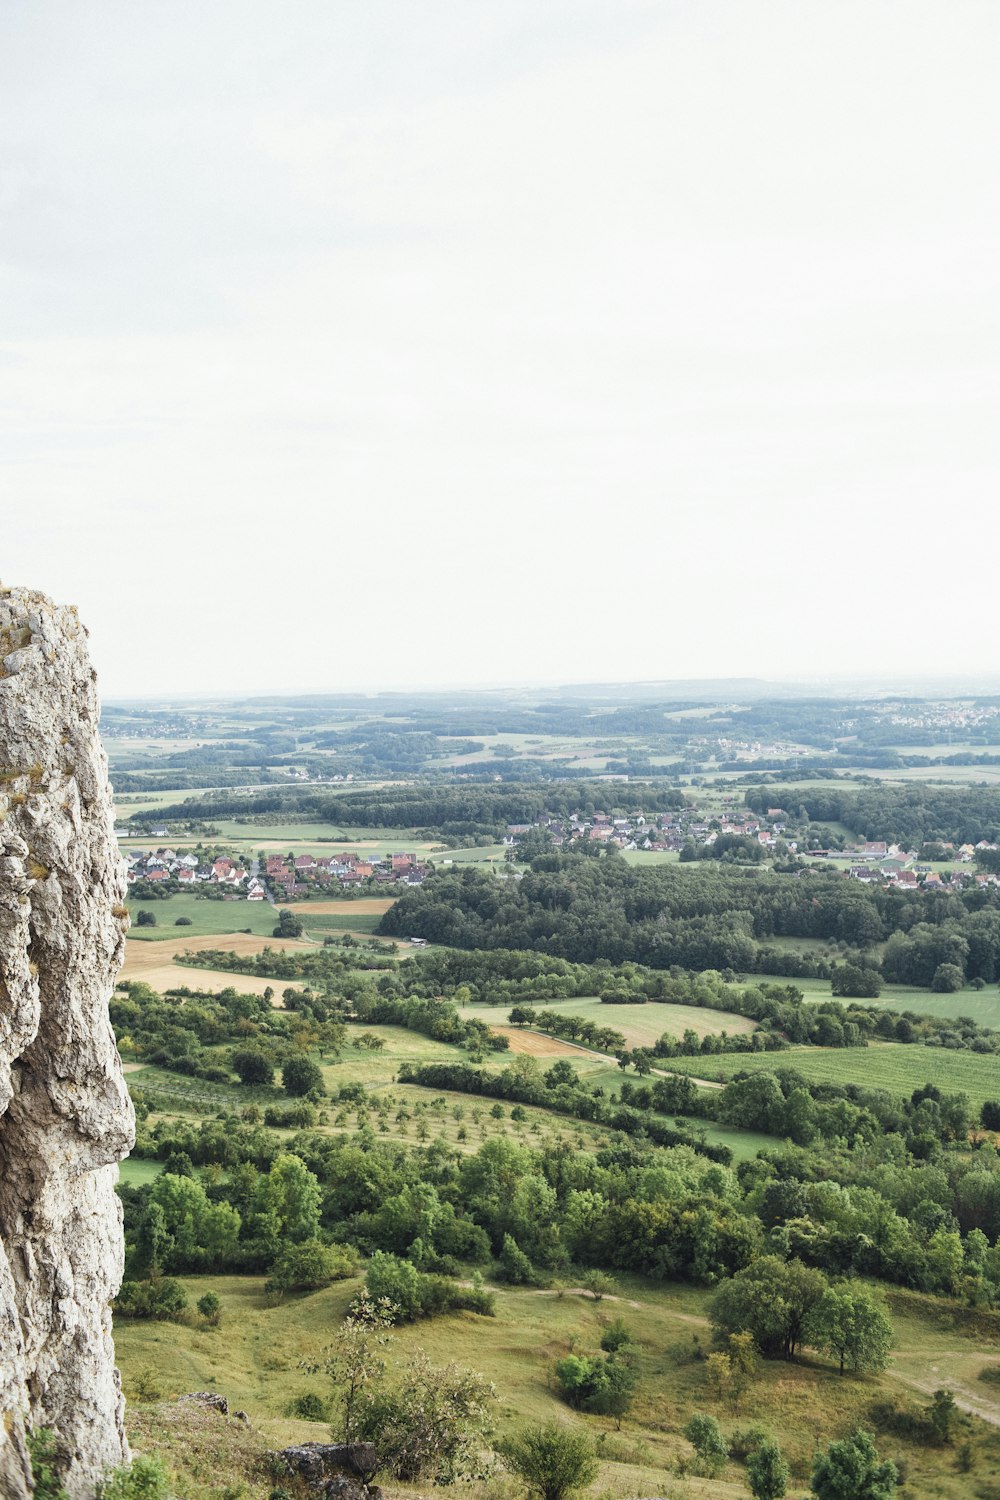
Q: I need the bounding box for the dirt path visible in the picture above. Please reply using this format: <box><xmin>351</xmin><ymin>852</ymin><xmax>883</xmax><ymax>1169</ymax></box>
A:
<box><xmin>891</xmin><ymin>1356</ymin><xmax>1000</xmax><ymax>1430</ymax></box>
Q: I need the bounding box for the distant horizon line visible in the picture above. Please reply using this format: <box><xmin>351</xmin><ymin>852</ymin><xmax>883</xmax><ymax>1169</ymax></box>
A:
<box><xmin>101</xmin><ymin>671</ymin><xmax>1000</xmax><ymax>705</ymax></box>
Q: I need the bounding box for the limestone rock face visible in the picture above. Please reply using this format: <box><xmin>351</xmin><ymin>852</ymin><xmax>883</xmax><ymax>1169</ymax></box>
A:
<box><xmin>0</xmin><ymin>587</ymin><xmax>135</xmax><ymax>1498</ymax></box>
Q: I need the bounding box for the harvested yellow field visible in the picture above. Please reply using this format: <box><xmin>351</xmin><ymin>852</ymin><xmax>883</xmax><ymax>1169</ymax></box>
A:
<box><xmin>295</xmin><ymin>897</ymin><xmax>396</xmax><ymax>916</ymax></box>
<box><xmin>121</xmin><ymin>932</ymin><xmax>313</xmax><ymax>999</ymax></box>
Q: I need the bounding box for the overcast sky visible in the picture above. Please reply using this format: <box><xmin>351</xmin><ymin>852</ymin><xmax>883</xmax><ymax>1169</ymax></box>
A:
<box><xmin>2</xmin><ymin>1</ymin><xmax>998</xmax><ymax>697</ymax></box>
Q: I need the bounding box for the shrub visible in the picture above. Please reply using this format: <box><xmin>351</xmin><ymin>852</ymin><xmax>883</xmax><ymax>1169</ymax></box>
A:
<box><xmin>811</xmin><ymin>1429</ymin><xmax>897</xmax><ymax>1499</ymax></box>
<box><xmin>265</xmin><ymin>1240</ymin><xmax>356</xmax><ymax>1295</ymax></box>
<box><xmin>196</xmin><ymin>1291</ymin><xmax>221</xmax><ymax>1326</ymax></box>
<box><xmin>729</xmin><ymin>1424</ymin><xmax>770</xmax><ymax>1461</ymax></box>
<box><xmin>114</xmin><ymin>1277</ymin><xmax>189</xmax><ymax>1322</ymax></box>
<box><xmin>352</xmin><ymin>1352</ymin><xmax>496</xmax><ymax>1482</ymax></box>
<box><xmin>599</xmin><ymin>1317</ymin><xmax>632</xmax><ymax>1354</ymax></box>
<box><xmin>497</xmin><ymin>1423</ymin><xmax>598</xmax><ymax>1500</ymax></box>
<box><xmin>555</xmin><ymin>1352</ymin><xmax>637</xmax><ymax>1425</ymax></box>
<box><xmin>499</xmin><ymin>1233</ymin><xmax>534</xmax><ymax>1285</ymax></box>
<box><xmin>135</xmin><ymin>910</ymin><xmax>156</xmax><ymax>928</ymax></box>
<box><xmin>174</xmin><ymin>916</ymin><xmax>193</xmax><ymax>926</ymax></box>
<box><xmin>927</xmin><ymin>1388</ymin><xmax>958</xmax><ymax>1445</ymax></box>
<box><xmin>747</xmin><ymin>1438</ymin><xmax>789</xmax><ymax>1500</ymax></box>
<box><xmin>683</xmin><ymin>1412</ymin><xmax>729</xmax><ymax>1476</ymax></box>
<box><xmin>365</xmin><ymin>1251</ymin><xmax>494</xmax><ymax>1322</ymax></box>
<box><xmin>581</xmin><ymin>1268</ymin><xmax>614</xmax><ymax>1301</ymax></box>
<box><xmin>287</xmin><ymin>1391</ymin><xmax>329</xmax><ymax>1421</ymax></box>
<box><xmin>98</xmin><ymin>1456</ymin><xmax>171</xmax><ymax>1500</ymax></box>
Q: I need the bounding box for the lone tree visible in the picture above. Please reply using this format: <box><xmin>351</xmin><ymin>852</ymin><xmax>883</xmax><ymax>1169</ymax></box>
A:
<box><xmin>927</xmin><ymin>1388</ymin><xmax>957</xmax><ymax>1445</ymax></box>
<box><xmin>282</xmin><ymin>1054</ymin><xmax>324</xmax><ymax>1097</ymax></box>
<box><xmin>231</xmin><ymin>1048</ymin><xmax>274</xmax><ymax>1087</ymax></box>
<box><xmin>709</xmin><ymin>1256</ymin><xmax>826</xmax><ymax>1360</ymax></box>
<box><xmin>498</xmin><ymin>1423</ymin><xmax>598</xmax><ymax>1500</ymax></box>
<box><xmin>683</xmin><ymin>1413</ymin><xmax>729</xmax><ymax>1476</ymax></box>
<box><xmin>805</xmin><ymin>1284</ymin><xmax>893</xmax><ymax>1375</ymax></box>
<box><xmin>273</xmin><ymin>908</ymin><xmax>304</xmax><ymax>938</ymax></box>
<box><xmin>811</xmin><ymin>1429</ymin><xmax>897</xmax><ymax>1500</ymax></box>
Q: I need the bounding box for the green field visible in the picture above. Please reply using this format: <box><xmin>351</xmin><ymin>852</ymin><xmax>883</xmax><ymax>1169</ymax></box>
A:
<box><xmin>618</xmin><ymin>847</ymin><xmax>681</xmax><ymax>866</ymax></box>
<box><xmin>297</xmin><ymin>910</ymin><xmax>384</xmax><ymax>935</ymax></box>
<box><xmin>659</xmin><ymin>1041</ymin><xmax>1000</xmax><ymax>1110</ymax></box>
<box><xmin>746</xmin><ymin>972</ymin><xmax>941</xmax><ymax>1008</ymax></box>
<box><xmin>125</xmin><ymin>894</ymin><xmax>279</xmax><ymax>941</ymax></box>
<box><xmin>755</xmin><ymin>970</ymin><xmax>1000</xmax><ymax>1027</ymax></box>
<box><xmin>433</xmin><ymin>844</ymin><xmax>508</xmax><ymax>865</ymax></box>
<box><xmin>117</xmin><ymin>1157</ymin><xmax>164</xmax><ymax>1186</ymax></box>
<box><xmin>859</xmin><ymin>988</ymin><xmax>1000</xmax><ymax>1029</ymax></box>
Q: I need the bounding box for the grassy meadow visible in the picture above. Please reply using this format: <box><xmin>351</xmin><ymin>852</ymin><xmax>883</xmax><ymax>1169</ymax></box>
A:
<box><xmin>125</xmin><ymin>893</ymin><xmax>280</xmax><ymax>942</ymax></box>
<box><xmin>658</xmin><ymin>1041</ymin><xmax>1000</xmax><ymax>1110</ymax></box>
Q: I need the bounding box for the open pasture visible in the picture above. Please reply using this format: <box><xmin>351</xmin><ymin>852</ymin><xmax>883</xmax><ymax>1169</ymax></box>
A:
<box><xmin>125</xmin><ymin>893</ymin><xmax>278</xmax><ymax>942</ymax></box>
<box><xmin>117</xmin><ymin>1157</ymin><xmax>164</xmax><ymax>1186</ymax></box>
<box><xmin>753</xmin><ymin>968</ymin><xmax>941</xmax><ymax>1009</ymax></box>
<box><xmin>658</xmin><ymin>1041</ymin><xmax>1000</xmax><ymax>1109</ymax></box>
<box><xmin>297</xmin><ymin>910</ymin><xmax>384</xmax><ymax>936</ymax></box>
<box><xmin>618</xmin><ymin>847</ymin><xmax>681</xmax><ymax>866</ymax></box>
<box><xmin>434</xmin><ymin>843</ymin><xmax>508</xmax><ymax>865</ymax></box>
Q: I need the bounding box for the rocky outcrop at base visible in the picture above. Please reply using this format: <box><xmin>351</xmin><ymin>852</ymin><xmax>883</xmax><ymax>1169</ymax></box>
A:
<box><xmin>272</xmin><ymin>1441</ymin><xmax>382</xmax><ymax>1499</ymax></box>
<box><xmin>0</xmin><ymin>587</ymin><xmax>135</xmax><ymax>1498</ymax></box>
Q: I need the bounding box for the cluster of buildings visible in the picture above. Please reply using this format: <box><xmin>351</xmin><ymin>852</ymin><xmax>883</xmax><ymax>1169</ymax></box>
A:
<box><xmin>262</xmin><ymin>851</ymin><xmax>431</xmax><ymax>900</ymax></box>
<box><xmin>504</xmin><ymin>807</ymin><xmax>1000</xmax><ymax>892</ymax></box>
<box><xmin>824</xmin><ymin>839</ymin><xmax>1000</xmax><ymax>889</ymax></box>
<box><xmin>124</xmin><ymin>848</ymin><xmax>268</xmax><ymax>899</ymax></box>
<box><xmin>505</xmin><ymin>805</ymin><xmax>795</xmax><ymax>854</ymax></box>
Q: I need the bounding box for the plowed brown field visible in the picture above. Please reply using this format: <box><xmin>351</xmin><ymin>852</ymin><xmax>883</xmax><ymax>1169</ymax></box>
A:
<box><xmin>494</xmin><ymin>1026</ymin><xmax>587</xmax><ymax>1057</ymax></box>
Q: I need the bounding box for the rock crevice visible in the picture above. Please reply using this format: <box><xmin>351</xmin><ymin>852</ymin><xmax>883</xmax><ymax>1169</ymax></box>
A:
<box><xmin>0</xmin><ymin>587</ymin><xmax>135</xmax><ymax>1498</ymax></box>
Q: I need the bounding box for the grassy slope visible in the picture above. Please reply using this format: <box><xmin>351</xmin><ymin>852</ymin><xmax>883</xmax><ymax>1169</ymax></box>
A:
<box><xmin>117</xmin><ymin>1273</ymin><xmax>1000</xmax><ymax>1500</ymax></box>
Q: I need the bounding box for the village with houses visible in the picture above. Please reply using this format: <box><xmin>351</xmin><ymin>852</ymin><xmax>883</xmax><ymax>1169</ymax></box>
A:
<box><xmin>116</xmin><ymin>796</ymin><xmax>1000</xmax><ymax>909</ymax></box>
<box><xmin>121</xmin><ymin>842</ymin><xmax>432</xmax><ymax>902</ymax></box>
<box><xmin>503</xmin><ymin>803</ymin><xmax>1000</xmax><ymax>890</ymax></box>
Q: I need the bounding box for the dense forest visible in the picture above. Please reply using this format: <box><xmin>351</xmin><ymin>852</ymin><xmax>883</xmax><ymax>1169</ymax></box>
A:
<box><xmin>377</xmin><ymin>852</ymin><xmax>1000</xmax><ymax>986</ymax></box>
<box><xmin>745</xmin><ymin>783</ymin><xmax>1000</xmax><ymax>847</ymax></box>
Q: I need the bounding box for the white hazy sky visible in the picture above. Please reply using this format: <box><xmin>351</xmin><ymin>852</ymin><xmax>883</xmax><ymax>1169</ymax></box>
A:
<box><xmin>2</xmin><ymin>1</ymin><xmax>998</xmax><ymax>697</ymax></box>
